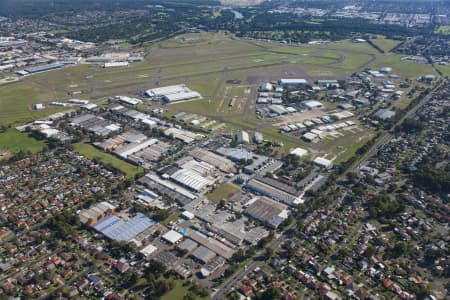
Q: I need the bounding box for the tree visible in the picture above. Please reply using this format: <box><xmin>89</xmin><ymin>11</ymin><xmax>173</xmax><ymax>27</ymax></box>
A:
<box><xmin>216</xmin><ymin>199</ymin><xmax>226</xmax><ymax>210</ymax></box>
<box><xmin>259</xmin><ymin>286</ymin><xmax>281</xmax><ymax>300</ymax></box>
<box><xmin>145</xmin><ymin>260</ymin><xmax>166</xmax><ymax>277</ymax></box>
<box><xmin>183</xmin><ymin>293</ymin><xmax>196</xmax><ymax>300</ymax></box>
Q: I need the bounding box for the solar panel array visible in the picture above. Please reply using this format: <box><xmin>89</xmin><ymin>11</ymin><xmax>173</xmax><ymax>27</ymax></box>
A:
<box><xmin>93</xmin><ymin>213</ymin><xmax>155</xmax><ymax>241</ymax></box>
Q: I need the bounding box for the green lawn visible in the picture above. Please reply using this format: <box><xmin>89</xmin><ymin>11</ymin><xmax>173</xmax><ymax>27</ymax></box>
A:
<box><xmin>370</xmin><ymin>54</ymin><xmax>435</xmax><ymax>79</ymax></box>
<box><xmin>160</xmin><ymin>280</ymin><xmax>208</xmax><ymax>300</ymax></box>
<box><xmin>316</xmin><ymin>127</ymin><xmax>376</xmax><ymax>164</ymax></box>
<box><xmin>0</xmin><ymin>129</ymin><xmax>46</xmax><ymax>154</ymax></box>
<box><xmin>435</xmin><ymin>25</ymin><xmax>450</xmax><ymax>35</ymax></box>
<box><xmin>73</xmin><ymin>142</ymin><xmax>143</xmax><ymax>179</ymax></box>
<box><xmin>436</xmin><ymin>64</ymin><xmax>450</xmax><ymax>77</ymax></box>
<box><xmin>207</xmin><ymin>183</ymin><xmax>241</xmax><ymax>203</ymax></box>
<box><xmin>370</xmin><ymin>37</ymin><xmax>401</xmax><ymax>52</ymax></box>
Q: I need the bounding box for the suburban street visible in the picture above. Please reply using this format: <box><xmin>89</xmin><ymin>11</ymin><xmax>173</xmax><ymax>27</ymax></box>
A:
<box><xmin>213</xmin><ymin>77</ymin><xmax>444</xmax><ymax>300</ymax></box>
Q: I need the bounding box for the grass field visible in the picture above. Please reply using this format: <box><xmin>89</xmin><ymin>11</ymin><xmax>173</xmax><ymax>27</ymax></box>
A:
<box><xmin>315</xmin><ymin>128</ymin><xmax>375</xmax><ymax>164</ymax></box>
<box><xmin>160</xmin><ymin>280</ymin><xmax>208</xmax><ymax>300</ymax></box>
<box><xmin>436</xmin><ymin>64</ymin><xmax>450</xmax><ymax>77</ymax></box>
<box><xmin>435</xmin><ymin>25</ymin><xmax>450</xmax><ymax>35</ymax></box>
<box><xmin>0</xmin><ymin>129</ymin><xmax>46</xmax><ymax>154</ymax></box>
<box><xmin>207</xmin><ymin>183</ymin><xmax>241</xmax><ymax>203</ymax></box>
<box><xmin>73</xmin><ymin>142</ymin><xmax>143</xmax><ymax>179</ymax></box>
<box><xmin>370</xmin><ymin>36</ymin><xmax>401</xmax><ymax>52</ymax></box>
<box><xmin>370</xmin><ymin>54</ymin><xmax>434</xmax><ymax>79</ymax></box>
<box><xmin>0</xmin><ymin>33</ymin><xmax>381</xmax><ymax>127</ymax></box>
<box><xmin>0</xmin><ymin>32</ymin><xmax>438</xmax><ymax>159</ymax></box>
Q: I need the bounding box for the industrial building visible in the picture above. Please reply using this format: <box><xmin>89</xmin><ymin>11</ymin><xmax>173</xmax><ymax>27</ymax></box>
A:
<box><xmin>303</xmin><ymin>100</ymin><xmax>324</xmax><ymax>110</ymax></box>
<box><xmin>236</xmin><ymin>130</ymin><xmax>250</xmax><ymax>144</ymax></box>
<box><xmin>163</xmin><ymin>127</ymin><xmax>204</xmax><ymax>144</ymax></box>
<box><xmin>139</xmin><ymin>244</ymin><xmax>158</xmax><ymax>258</ymax></box>
<box><xmin>177</xmin><ymin>159</ymin><xmax>215</xmax><ymax>177</ymax></box>
<box><xmin>78</xmin><ymin>201</ymin><xmax>116</xmax><ymax>225</ymax></box>
<box><xmin>145</xmin><ymin>84</ymin><xmax>201</xmax><ymax>102</ymax></box>
<box><xmin>313</xmin><ymin>157</ymin><xmax>333</xmax><ymax>169</ymax></box>
<box><xmin>170</xmin><ymin>168</ymin><xmax>214</xmax><ymax>192</ymax></box>
<box><xmin>192</xmin><ymin>246</ymin><xmax>216</xmax><ymax>264</ymax></box>
<box><xmin>126</xmin><ymin>141</ymin><xmax>171</xmax><ymax>167</ymax></box>
<box><xmin>69</xmin><ymin>114</ymin><xmax>121</xmax><ymax>136</ymax></box>
<box><xmin>244</xmin><ymin>197</ymin><xmax>290</xmax><ymax>228</ymax></box>
<box><xmin>184</xmin><ymin>199</ymin><xmax>269</xmax><ymax>246</ymax></box>
<box><xmin>279</xmin><ymin>78</ymin><xmax>308</xmax><ymax>86</ymax></box>
<box><xmin>113</xmin><ymin>138</ymin><xmax>158</xmax><ymax>159</ymax></box>
<box><xmin>117</xmin><ymin>96</ymin><xmax>142</xmax><ymax>106</ymax></box>
<box><xmin>245</xmin><ymin>177</ymin><xmax>299</xmax><ymax>206</ymax></box>
<box><xmin>269</xmin><ymin>105</ymin><xmax>290</xmax><ymax>115</ymax></box>
<box><xmin>184</xmin><ymin>228</ymin><xmax>235</xmax><ymax>260</ymax></box>
<box><xmin>18</xmin><ymin>62</ymin><xmax>65</xmax><ymax>75</ymax></box>
<box><xmin>178</xmin><ymin>239</ymin><xmax>198</xmax><ymax>253</ymax></box>
<box><xmin>302</xmin><ymin>132</ymin><xmax>319</xmax><ymax>142</ymax></box>
<box><xmin>139</xmin><ymin>174</ymin><xmax>197</xmax><ymax>205</ymax></box>
<box><xmin>254</xmin><ymin>132</ymin><xmax>263</xmax><ymax>144</ymax></box>
<box><xmin>69</xmin><ymin>99</ymin><xmax>89</xmax><ymax>105</ymax></box>
<box><xmin>244</xmin><ymin>157</ymin><xmax>283</xmax><ymax>176</ymax></box>
<box><xmin>373</xmin><ymin>108</ymin><xmax>396</xmax><ymax>120</ymax></box>
<box><xmin>95</xmin><ymin>130</ymin><xmax>146</xmax><ymax>151</ymax></box>
<box><xmin>316</xmin><ymin>79</ymin><xmax>339</xmax><ymax>87</ymax></box>
<box><xmin>104</xmin><ymin>61</ymin><xmax>129</xmax><ymax>68</ymax></box>
<box><xmin>162</xmin><ymin>230</ymin><xmax>183</xmax><ymax>245</ymax></box>
<box><xmin>215</xmin><ymin>147</ymin><xmax>255</xmax><ymax>161</ymax></box>
<box><xmin>92</xmin><ymin>213</ymin><xmax>155</xmax><ymax>242</ymax></box>
<box><xmin>189</xmin><ymin>148</ymin><xmax>235</xmax><ymax>173</ymax></box>
<box><xmin>290</xmin><ymin>147</ymin><xmax>308</xmax><ymax>157</ymax></box>
<box><xmin>259</xmin><ymin>82</ymin><xmax>273</xmax><ymax>92</ymax></box>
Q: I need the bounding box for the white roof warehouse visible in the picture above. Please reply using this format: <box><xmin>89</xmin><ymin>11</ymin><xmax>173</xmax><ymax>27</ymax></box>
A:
<box><xmin>145</xmin><ymin>84</ymin><xmax>201</xmax><ymax>103</ymax></box>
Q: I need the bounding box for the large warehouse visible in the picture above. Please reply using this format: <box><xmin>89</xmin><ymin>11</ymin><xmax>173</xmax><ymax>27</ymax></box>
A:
<box><xmin>93</xmin><ymin>213</ymin><xmax>155</xmax><ymax>242</ymax></box>
<box><xmin>279</xmin><ymin>78</ymin><xmax>308</xmax><ymax>86</ymax></box>
<box><xmin>170</xmin><ymin>169</ymin><xmax>214</xmax><ymax>192</ymax></box>
<box><xmin>303</xmin><ymin>100</ymin><xmax>324</xmax><ymax>110</ymax></box>
<box><xmin>145</xmin><ymin>84</ymin><xmax>201</xmax><ymax>103</ymax></box>
<box><xmin>244</xmin><ymin>197</ymin><xmax>290</xmax><ymax>228</ymax></box>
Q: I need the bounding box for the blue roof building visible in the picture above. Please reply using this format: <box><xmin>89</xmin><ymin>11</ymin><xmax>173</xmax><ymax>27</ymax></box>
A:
<box><xmin>93</xmin><ymin>213</ymin><xmax>154</xmax><ymax>241</ymax></box>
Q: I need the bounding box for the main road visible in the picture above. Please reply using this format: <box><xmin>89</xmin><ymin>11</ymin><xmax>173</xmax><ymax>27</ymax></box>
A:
<box><xmin>212</xmin><ymin>221</ymin><xmax>296</xmax><ymax>300</ymax></box>
<box><xmin>354</xmin><ymin>79</ymin><xmax>444</xmax><ymax>172</ymax></box>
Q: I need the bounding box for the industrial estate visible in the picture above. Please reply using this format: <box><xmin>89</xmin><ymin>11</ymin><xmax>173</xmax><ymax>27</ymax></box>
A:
<box><xmin>0</xmin><ymin>0</ymin><xmax>449</xmax><ymax>299</ymax></box>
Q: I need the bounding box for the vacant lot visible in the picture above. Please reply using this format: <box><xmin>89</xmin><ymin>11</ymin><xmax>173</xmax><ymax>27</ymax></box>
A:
<box><xmin>207</xmin><ymin>183</ymin><xmax>241</xmax><ymax>203</ymax></box>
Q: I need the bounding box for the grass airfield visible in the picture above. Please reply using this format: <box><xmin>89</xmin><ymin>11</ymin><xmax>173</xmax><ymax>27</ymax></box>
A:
<box><xmin>0</xmin><ymin>32</ymin><xmax>438</xmax><ymax>163</ymax></box>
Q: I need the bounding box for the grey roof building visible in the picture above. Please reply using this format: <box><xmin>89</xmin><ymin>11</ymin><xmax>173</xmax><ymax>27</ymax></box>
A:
<box><xmin>374</xmin><ymin>108</ymin><xmax>396</xmax><ymax>120</ymax></box>
<box><xmin>192</xmin><ymin>246</ymin><xmax>216</xmax><ymax>264</ymax></box>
